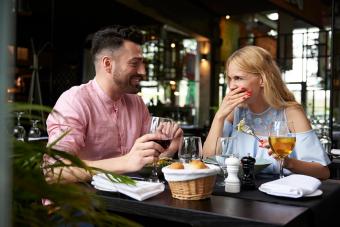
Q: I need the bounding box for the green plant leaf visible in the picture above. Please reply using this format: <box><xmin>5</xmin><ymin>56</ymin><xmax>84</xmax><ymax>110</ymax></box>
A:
<box><xmin>11</xmin><ymin>103</ymin><xmax>141</xmax><ymax>226</ymax></box>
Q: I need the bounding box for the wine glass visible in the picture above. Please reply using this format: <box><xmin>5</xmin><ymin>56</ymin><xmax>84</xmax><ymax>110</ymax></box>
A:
<box><xmin>268</xmin><ymin>121</ymin><xmax>296</xmax><ymax>178</ymax></box>
<box><xmin>148</xmin><ymin>117</ymin><xmax>175</xmax><ymax>182</ymax></box>
<box><xmin>28</xmin><ymin>120</ymin><xmax>41</xmax><ymax>140</ymax></box>
<box><xmin>13</xmin><ymin>112</ymin><xmax>26</xmax><ymax>141</ymax></box>
<box><xmin>178</xmin><ymin>136</ymin><xmax>203</xmax><ymax>163</ymax></box>
<box><xmin>214</xmin><ymin>136</ymin><xmax>238</xmax><ymax>186</ymax></box>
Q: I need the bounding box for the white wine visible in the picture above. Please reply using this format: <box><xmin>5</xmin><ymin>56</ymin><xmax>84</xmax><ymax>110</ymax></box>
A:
<box><xmin>269</xmin><ymin>136</ymin><xmax>296</xmax><ymax>159</ymax></box>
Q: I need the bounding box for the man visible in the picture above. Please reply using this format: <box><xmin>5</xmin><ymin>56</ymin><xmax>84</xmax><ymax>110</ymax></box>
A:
<box><xmin>46</xmin><ymin>25</ymin><xmax>182</xmax><ymax>182</ymax></box>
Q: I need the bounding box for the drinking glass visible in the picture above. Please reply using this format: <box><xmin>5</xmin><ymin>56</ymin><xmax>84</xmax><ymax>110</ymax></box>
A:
<box><xmin>28</xmin><ymin>120</ymin><xmax>41</xmax><ymax>140</ymax></box>
<box><xmin>13</xmin><ymin>112</ymin><xmax>26</xmax><ymax>141</ymax></box>
<box><xmin>148</xmin><ymin>117</ymin><xmax>175</xmax><ymax>182</ymax></box>
<box><xmin>178</xmin><ymin>136</ymin><xmax>202</xmax><ymax>163</ymax></box>
<box><xmin>268</xmin><ymin>121</ymin><xmax>296</xmax><ymax>178</ymax></box>
<box><xmin>215</xmin><ymin>136</ymin><xmax>238</xmax><ymax>186</ymax></box>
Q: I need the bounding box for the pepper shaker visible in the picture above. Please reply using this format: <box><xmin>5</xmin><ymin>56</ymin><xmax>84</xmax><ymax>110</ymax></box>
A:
<box><xmin>241</xmin><ymin>154</ymin><xmax>256</xmax><ymax>190</ymax></box>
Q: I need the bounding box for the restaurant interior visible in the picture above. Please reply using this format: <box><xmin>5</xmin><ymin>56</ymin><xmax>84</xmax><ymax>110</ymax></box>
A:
<box><xmin>2</xmin><ymin>0</ymin><xmax>340</xmax><ymax>226</ymax></box>
<box><xmin>8</xmin><ymin>0</ymin><xmax>340</xmax><ymax>147</ymax></box>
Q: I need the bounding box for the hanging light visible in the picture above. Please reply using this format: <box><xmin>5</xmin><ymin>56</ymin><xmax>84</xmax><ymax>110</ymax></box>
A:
<box><xmin>266</xmin><ymin>12</ymin><xmax>278</xmax><ymax>21</ymax></box>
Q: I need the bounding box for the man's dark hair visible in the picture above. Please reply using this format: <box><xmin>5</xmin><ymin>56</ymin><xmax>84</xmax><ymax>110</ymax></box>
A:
<box><xmin>91</xmin><ymin>25</ymin><xmax>144</xmax><ymax>58</ymax></box>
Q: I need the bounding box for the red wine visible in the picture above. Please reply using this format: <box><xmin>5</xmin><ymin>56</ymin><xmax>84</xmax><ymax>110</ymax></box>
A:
<box><xmin>153</xmin><ymin>139</ymin><xmax>171</xmax><ymax>149</ymax></box>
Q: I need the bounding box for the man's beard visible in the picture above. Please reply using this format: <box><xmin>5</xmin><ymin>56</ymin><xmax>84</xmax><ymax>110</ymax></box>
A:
<box><xmin>113</xmin><ymin>71</ymin><xmax>141</xmax><ymax>94</ymax></box>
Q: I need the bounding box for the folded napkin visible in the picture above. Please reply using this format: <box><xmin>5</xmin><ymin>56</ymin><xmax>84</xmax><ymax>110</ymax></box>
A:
<box><xmin>258</xmin><ymin>174</ymin><xmax>321</xmax><ymax>198</ymax></box>
<box><xmin>162</xmin><ymin>164</ymin><xmax>219</xmax><ymax>181</ymax></box>
<box><xmin>91</xmin><ymin>173</ymin><xmax>165</xmax><ymax>201</ymax></box>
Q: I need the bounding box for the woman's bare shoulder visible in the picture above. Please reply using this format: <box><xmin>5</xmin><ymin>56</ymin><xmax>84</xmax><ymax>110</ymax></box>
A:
<box><xmin>285</xmin><ymin>105</ymin><xmax>312</xmax><ymax>132</ymax></box>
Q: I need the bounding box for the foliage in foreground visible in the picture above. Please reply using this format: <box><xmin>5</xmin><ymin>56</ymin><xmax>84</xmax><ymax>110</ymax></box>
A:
<box><xmin>11</xmin><ymin>103</ymin><xmax>141</xmax><ymax>227</ymax></box>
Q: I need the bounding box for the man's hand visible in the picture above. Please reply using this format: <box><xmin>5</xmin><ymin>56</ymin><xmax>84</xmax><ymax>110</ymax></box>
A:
<box><xmin>123</xmin><ymin>133</ymin><xmax>166</xmax><ymax>172</ymax></box>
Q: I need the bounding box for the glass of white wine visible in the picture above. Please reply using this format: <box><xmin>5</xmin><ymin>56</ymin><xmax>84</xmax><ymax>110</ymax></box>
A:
<box><xmin>268</xmin><ymin>121</ymin><xmax>296</xmax><ymax>178</ymax></box>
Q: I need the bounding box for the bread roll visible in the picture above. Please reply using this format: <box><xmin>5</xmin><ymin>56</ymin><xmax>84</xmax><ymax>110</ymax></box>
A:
<box><xmin>168</xmin><ymin>162</ymin><xmax>184</xmax><ymax>169</ymax></box>
<box><xmin>189</xmin><ymin>160</ymin><xmax>208</xmax><ymax>169</ymax></box>
<box><xmin>190</xmin><ymin>160</ymin><xmax>202</xmax><ymax>165</ymax></box>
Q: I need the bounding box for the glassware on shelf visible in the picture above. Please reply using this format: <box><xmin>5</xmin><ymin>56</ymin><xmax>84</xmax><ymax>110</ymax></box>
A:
<box><xmin>319</xmin><ymin>126</ymin><xmax>332</xmax><ymax>156</ymax></box>
<box><xmin>13</xmin><ymin>112</ymin><xmax>26</xmax><ymax>141</ymax></box>
<box><xmin>320</xmin><ymin>135</ymin><xmax>332</xmax><ymax>156</ymax></box>
<box><xmin>28</xmin><ymin>120</ymin><xmax>41</xmax><ymax>140</ymax></box>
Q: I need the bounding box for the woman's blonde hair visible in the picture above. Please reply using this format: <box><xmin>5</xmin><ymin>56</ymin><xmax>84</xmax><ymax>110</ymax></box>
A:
<box><xmin>226</xmin><ymin>45</ymin><xmax>299</xmax><ymax>109</ymax></box>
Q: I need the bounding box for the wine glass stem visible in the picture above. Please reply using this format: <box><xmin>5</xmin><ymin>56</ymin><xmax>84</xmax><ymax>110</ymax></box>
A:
<box><xmin>150</xmin><ymin>161</ymin><xmax>159</xmax><ymax>182</ymax></box>
<box><xmin>222</xmin><ymin>168</ymin><xmax>227</xmax><ymax>181</ymax></box>
<box><xmin>279</xmin><ymin>159</ymin><xmax>284</xmax><ymax>178</ymax></box>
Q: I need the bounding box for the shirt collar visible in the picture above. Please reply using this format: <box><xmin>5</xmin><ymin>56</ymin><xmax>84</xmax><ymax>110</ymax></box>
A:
<box><xmin>92</xmin><ymin>79</ymin><xmax>121</xmax><ymax>112</ymax></box>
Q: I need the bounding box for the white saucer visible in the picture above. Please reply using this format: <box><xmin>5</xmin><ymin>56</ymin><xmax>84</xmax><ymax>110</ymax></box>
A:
<box><xmin>203</xmin><ymin>157</ymin><xmax>218</xmax><ymax>165</ymax></box>
<box><xmin>331</xmin><ymin>149</ymin><xmax>340</xmax><ymax>156</ymax></box>
<box><xmin>304</xmin><ymin>189</ymin><xmax>323</xmax><ymax>197</ymax></box>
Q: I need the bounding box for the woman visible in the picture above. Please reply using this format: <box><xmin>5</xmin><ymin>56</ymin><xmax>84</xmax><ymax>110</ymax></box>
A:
<box><xmin>203</xmin><ymin>45</ymin><xmax>330</xmax><ymax>180</ymax></box>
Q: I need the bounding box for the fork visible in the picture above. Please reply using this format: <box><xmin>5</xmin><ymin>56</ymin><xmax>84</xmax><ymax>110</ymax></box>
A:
<box><xmin>238</xmin><ymin>124</ymin><xmax>262</xmax><ymax>142</ymax></box>
<box><xmin>236</xmin><ymin>124</ymin><xmax>270</xmax><ymax>148</ymax></box>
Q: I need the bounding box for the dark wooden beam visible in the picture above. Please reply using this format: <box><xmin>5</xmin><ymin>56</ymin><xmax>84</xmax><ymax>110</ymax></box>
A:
<box><xmin>116</xmin><ymin>0</ymin><xmax>215</xmax><ymax>39</ymax></box>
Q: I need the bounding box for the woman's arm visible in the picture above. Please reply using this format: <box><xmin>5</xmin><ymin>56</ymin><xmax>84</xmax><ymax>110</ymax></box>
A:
<box><xmin>203</xmin><ymin>112</ymin><xmax>231</xmax><ymax>158</ymax></box>
<box><xmin>284</xmin><ymin>105</ymin><xmax>330</xmax><ymax>180</ymax></box>
<box><xmin>203</xmin><ymin>87</ymin><xmax>249</xmax><ymax>157</ymax></box>
<box><xmin>283</xmin><ymin>158</ymin><xmax>330</xmax><ymax>180</ymax></box>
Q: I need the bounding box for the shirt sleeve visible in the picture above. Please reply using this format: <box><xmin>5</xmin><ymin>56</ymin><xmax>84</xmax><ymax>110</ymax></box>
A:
<box><xmin>135</xmin><ymin>96</ymin><xmax>151</xmax><ymax>136</ymax></box>
<box><xmin>292</xmin><ymin>129</ymin><xmax>331</xmax><ymax>166</ymax></box>
<box><xmin>46</xmin><ymin>90</ymin><xmax>87</xmax><ymax>155</ymax></box>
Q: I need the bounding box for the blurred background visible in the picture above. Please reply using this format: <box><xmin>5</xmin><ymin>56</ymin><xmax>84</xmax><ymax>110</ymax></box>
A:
<box><xmin>4</xmin><ymin>0</ymin><xmax>340</xmax><ymax>145</ymax></box>
<box><xmin>2</xmin><ymin>0</ymin><xmax>340</xmax><ymax>225</ymax></box>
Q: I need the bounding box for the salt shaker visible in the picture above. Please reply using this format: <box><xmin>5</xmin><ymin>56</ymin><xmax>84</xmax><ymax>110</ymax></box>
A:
<box><xmin>241</xmin><ymin>154</ymin><xmax>256</xmax><ymax>190</ymax></box>
<box><xmin>225</xmin><ymin>155</ymin><xmax>240</xmax><ymax>193</ymax></box>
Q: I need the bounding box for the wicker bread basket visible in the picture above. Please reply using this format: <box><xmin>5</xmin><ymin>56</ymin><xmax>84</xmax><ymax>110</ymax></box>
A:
<box><xmin>162</xmin><ymin>164</ymin><xmax>219</xmax><ymax>200</ymax></box>
<box><xmin>168</xmin><ymin>175</ymin><xmax>216</xmax><ymax>200</ymax></box>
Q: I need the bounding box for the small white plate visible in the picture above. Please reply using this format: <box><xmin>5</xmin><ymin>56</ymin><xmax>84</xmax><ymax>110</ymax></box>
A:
<box><xmin>331</xmin><ymin>149</ymin><xmax>340</xmax><ymax>156</ymax></box>
<box><xmin>203</xmin><ymin>157</ymin><xmax>218</xmax><ymax>165</ymax></box>
<box><xmin>304</xmin><ymin>189</ymin><xmax>323</xmax><ymax>197</ymax></box>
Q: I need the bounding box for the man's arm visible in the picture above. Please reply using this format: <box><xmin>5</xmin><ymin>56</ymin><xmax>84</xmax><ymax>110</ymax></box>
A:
<box><xmin>45</xmin><ymin>133</ymin><xmax>167</xmax><ymax>183</ymax></box>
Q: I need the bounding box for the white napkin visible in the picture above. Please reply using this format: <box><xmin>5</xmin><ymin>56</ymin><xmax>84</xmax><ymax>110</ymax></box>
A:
<box><xmin>91</xmin><ymin>173</ymin><xmax>165</xmax><ymax>201</ymax></box>
<box><xmin>162</xmin><ymin>164</ymin><xmax>219</xmax><ymax>181</ymax></box>
<box><xmin>258</xmin><ymin>174</ymin><xmax>321</xmax><ymax>198</ymax></box>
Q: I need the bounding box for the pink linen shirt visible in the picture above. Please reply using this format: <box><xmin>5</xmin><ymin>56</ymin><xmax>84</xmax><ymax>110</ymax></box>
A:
<box><xmin>46</xmin><ymin>79</ymin><xmax>151</xmax><ymax>160</ymax></box>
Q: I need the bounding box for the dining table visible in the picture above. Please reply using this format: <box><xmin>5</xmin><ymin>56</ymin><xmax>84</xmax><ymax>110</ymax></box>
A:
<box><xmin>94</xmin><ymin>174</ymin><xmax>340</xmax><ymax>227</ymax></box>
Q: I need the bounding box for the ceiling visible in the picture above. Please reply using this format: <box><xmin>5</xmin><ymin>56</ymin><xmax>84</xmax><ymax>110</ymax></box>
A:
<box><xmin>115</xmin><ymin>0</ymin><xmax>281</xmax><ymax>39</ymax></box>
<box><xmin>16</xmin><ymin>0</ymin><xmax>339</xmax><ymax>48</ymax></box>
<box><xmin>193</xmin><ymin>0</ymin><xmax>277</xmax><ymax>16</ymax></box>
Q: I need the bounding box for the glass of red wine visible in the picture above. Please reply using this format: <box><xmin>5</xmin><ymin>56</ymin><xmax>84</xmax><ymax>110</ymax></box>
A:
<box><xmin>148</xmin><ymin>117</ymin><xmax>174</xmax><ymax>182</ymax></box>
